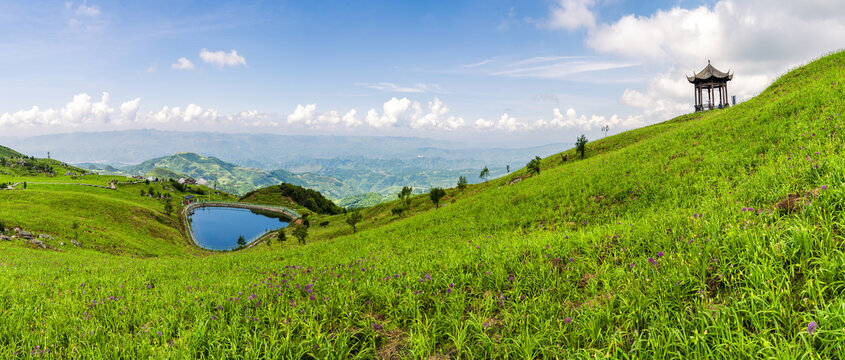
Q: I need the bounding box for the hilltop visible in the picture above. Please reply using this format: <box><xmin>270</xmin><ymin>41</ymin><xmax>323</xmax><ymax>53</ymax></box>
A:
<box><xmin>112</xmin><ymin>152</ymin><xmax>352</xmax><ymax>198</ymax></box>
<box><xmin>1</xmin><ymin>50</ymin><xmax>845</xmax><ymax>358</ymax></box>
<box><xmin>91</xmin><ymin>151</ymin><xmax>505</xmax><ymax>206</ymax></box>
<box><xmin>0</xmin><ymin>145</ymin><xmax>23</xmax><ymax>158</ymax></box>
<box><xmin>240</xmin><ymin>183</ymin><xmax>344</xmax><ymax>215</ymax></box>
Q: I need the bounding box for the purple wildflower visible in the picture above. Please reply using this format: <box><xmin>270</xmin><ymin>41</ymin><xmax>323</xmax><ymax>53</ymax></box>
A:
<box><xmin>808</xmin><ymin>321</ymin><xmax>818</xmax><ymax>335</ymax></box>
<box><xmin>821</xmin><ymin>185</ymin><xmax>828</xmax><ymax>190</ymax></box>
<box><xmin>425</xmin><ymin>273</ymin><xmax>431</xmax><ymax>280</ymax></box>
<box><xmin>657</xmin><ymin>252</ymin><xmax>664</xmax><ymax>257</ymax></box>
<box><xmin>564</xmin><ymin>317</ymin><xmax>572</xmax><ymax>324</ymax></box>
<box><xmin>648</xmin><ymin>257</ymin><xmax>655</xmax><ymax>265</ymax></box>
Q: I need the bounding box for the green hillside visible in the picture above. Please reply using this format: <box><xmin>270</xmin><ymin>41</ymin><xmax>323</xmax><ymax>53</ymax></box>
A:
<box><xmin>120</xmin><ymin>152</ymin><xmax>352</xmax><ymax>197</ymax></box>
<box><xmin>144</xmin><ymin>167</ymin><xmax>186</xmax><ymax>180</ymax></box>
<box><xmin>240</xmin><ymin>183</ymin><xmax>344</xmax><ymax>215</ymax></box>
<box><xmin>0</xmin><ymin>145</ymin><xmax>23</xmax><ymax>158</ymax></box>
<box><xmin>2</xmin><ymin>50</ymin><xmax>845</xmax><ymax>358</ymax></box>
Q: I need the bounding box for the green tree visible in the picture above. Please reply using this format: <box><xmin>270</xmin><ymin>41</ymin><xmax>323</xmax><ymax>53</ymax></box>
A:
<box><xmin>429</xmin><ymin>187</ymin><xmax>446</xmax><ymax>209</ymax></box>
<box><xmin>479</xmin><ymin>167</ymin><xmax>490</xmax><ymax>182</ymax></box>
<box><xmin>398</xmin><ymin>186</ymin><xmax>413</xmax><ymax>203</ymax></box>
<box><xmin>391</xmin><ymin>205</ymin><xmax>407</xmax><ymax>217</ymax></box>
<box><xmin>237</xmin><ymin>235</ymin><xmax>246</xmax><ymax>248</ymax></box>
<box><xmin>346</xmin><ymin>211</ymin><xmax>363</xmax><ymax>233</ymax></box>
<box><xmin>527</xmin><ymin>156</ymin><xmax>542</xmax><ymax>175</ymax></box>
<box><xmin>292</xmin><ymin>225</ymin><xmax>309</xmax><ymax>245</ymax></box>
<box><xmin>575</xmin><ymin>134</ymin><xmax>589</xmax><ymax>159</ymax></box>
<box><xmin>23</xmin><ymin>182</ymin><xmax>27</xmax><ymax>189</ymax></box>
<box><xmin>140</xmin><ymin>189</ymin><xmax>145</xmax><ymax>197</ymax></box>
<box><xmin>163</xmin><ymin>201</ymin><xmax>173</xmax><ymax>216</ymax></box>
<box><xmin>457</xmin><ymin>176</ymin><xmax>468</xmax><ymax>191</ymax></box>
<box><xmin>277</xmin><ymin>228</ymin><xmax>287</xmax><ymax>242</ymax></box>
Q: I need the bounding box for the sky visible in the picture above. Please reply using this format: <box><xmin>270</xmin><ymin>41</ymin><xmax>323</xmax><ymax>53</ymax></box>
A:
<box><xmin>1</xmin><ymin>0</ymin><xmax>844</xmax><ymax>146</ymax></box>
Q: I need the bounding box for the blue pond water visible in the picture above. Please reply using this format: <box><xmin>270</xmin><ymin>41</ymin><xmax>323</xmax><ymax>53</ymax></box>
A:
<box><xmin>189</xmin><ymin>206</ymin><xmax>288</xmax><ymax>250</ymax></box>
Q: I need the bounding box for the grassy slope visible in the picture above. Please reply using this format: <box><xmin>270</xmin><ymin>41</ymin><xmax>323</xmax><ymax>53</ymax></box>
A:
<box><xmin>0</xmin><ymin>145</ymin><xmax>23</xmax><ymax>158</ymax></box>
<box><xmin>1</xmin><ymin>51</ymin><xmax>845</xmax><ymax>358</ymax></box>
<box><xmin>1</xmin><ymin>167</ymin><xmax>238</xmax><ymax>257</ymax></box>
<box><xmin>119</xmin><ymin>152</ymin><xmax>353</xmax><ymax>198</ymax></box>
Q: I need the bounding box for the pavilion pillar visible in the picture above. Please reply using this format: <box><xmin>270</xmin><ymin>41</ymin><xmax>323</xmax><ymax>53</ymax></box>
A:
<box><xmin>707</xmin><ymin>84</ymin><xmax>713</xmax><ymax>110</ymax></box>
<box><xmin>719</xmin><ymin>85</ymin><xmax>723</xmax><ymax>107</ymax></box>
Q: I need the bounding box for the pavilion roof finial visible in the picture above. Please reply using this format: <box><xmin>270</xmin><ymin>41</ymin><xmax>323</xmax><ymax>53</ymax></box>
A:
<box><xmin>687</xmin><ymin>61</ymin><xmax>732</xmax><ymax>83</ymax></box>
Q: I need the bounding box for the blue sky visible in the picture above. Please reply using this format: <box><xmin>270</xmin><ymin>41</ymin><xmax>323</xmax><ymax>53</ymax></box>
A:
<box><xmin>1</xmin><ymin>0</ymin><xmax>843</xmax><ymax>145</ymax></box>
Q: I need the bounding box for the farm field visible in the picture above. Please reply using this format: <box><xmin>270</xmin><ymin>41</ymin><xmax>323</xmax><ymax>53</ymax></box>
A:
<box><xmin>1</xmin><ymin>50</ymin><xmax>845</xmax><ymax>358</ymax></box>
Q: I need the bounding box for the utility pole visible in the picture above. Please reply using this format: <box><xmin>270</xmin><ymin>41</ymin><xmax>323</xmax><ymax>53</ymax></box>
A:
<box><xmin>47</xmin><ymin>151</ymin><xmax>51</xmax><ymax>159</ymax></box>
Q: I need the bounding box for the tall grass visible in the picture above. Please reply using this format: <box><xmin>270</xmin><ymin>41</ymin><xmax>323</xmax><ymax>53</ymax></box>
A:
<box><xmin>1</xmin><ymin>50</ymin><xmax>845</xmax><ymax>358</ymax></box>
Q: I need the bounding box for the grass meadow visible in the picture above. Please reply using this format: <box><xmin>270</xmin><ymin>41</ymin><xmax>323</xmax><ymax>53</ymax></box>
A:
<box><xmin>1</xmin><ymin>51</ymin><xmax>845</xmax><ymax>358</ymax></box>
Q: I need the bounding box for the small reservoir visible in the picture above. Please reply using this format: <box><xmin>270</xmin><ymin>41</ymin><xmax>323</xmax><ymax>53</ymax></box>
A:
<box><xmin>189</xmin><ymin>206</ymin><xmax>289</xmax><ymax>250</ymax></box>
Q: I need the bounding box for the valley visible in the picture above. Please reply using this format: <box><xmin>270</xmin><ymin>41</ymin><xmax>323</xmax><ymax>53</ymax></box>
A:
<box><xmin>2</xmin><ymin>50</ymin><xmax>845</xmax><ymax>358</ymax></box>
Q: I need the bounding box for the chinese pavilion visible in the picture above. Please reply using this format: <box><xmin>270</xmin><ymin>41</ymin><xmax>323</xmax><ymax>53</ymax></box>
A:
<box><xmin>688</xmin><ymin>61</ymin><xmax>732</xmax><ymax>112</ymax></box>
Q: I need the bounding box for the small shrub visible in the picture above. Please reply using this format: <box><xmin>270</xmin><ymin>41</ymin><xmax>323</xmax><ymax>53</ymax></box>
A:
<box><xmin>293</xmin><ymin>225</ymin><xmax>308</xmax><ymax>245</ymax></box>
<box><xmin>527</xmin><ymin>156</ymin><xmax>541</xmax><ymax>175</ymax></box>
<box><xmin>457</xmin><ymin>176</ymin><xmax>468</xmax><ymax>191</ymax></box>
<box><xmin>575</xmin><ymin>134</ymin><xmax>589</xmax><ymax>159</ymax></box>
<box><xmin>479</xmin><ymin>167</ymin><xmax>490</xmax><ymax>182</ymax></box>
<box><xmin>429</xmin><ymin>187</ymin><xmax>446</xmax><ymax>209</ymax></box>
<box><xmin>346</xmin><ymin>212</ymin><xmax>363</xmax><ymax>233</ymax></box>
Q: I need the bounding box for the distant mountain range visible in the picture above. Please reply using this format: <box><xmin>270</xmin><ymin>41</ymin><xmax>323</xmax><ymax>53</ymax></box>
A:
<box><xmin>5</xmin><ymin>130</ymin><xmax>569</xmax><ymax>207</ymax></box>
<box><xmin>80</xmin><ymin>151</ymin><xmax>503</xmax><ymax>207</ymax></box>
<box><xmin>0</xmin><ymin>130</ymin><xmax>567</xmax><ymax>169</ymax></box>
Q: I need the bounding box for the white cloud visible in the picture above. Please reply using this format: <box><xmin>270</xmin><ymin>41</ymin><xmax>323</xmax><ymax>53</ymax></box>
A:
<box><xmin>286</xmin><ymin>104</ymin><xmax>317</xmax><ymax>124</ymax></box>
<box><xmin>583</xmin><ymin>0</ymin><xmax>845</xmax><ymax>123</ymax></box>
<box><xmin>547</xmin><ymin>0</ymin><xmax>596</xmax><ymax>30</ymax></box>
<box><xmin>546</xmin><ymin>107</ymin><xmax>643</xmax><ymax>131</ymax></box>
<box><xmin>365</xmin><ymin>109</ymin><xmax>380</xmax><ymax>127</ymax></box>
<box><xmin>410</xmin><ymin>97</ymin><xmax>449</xmax><ymax>129</ymax></box>
<box><xmin>474</xmin><ymin>113</ymin><xmax>528</xmax><ymax>132</ymax></box>
<box><xmin>492</xmin><ymin>59</ymin><xmax>636</xmax><ymax>79</ymax></box>
<box><xmin>0</xmin><ymin>94</ymin><xmax>643</xmax><ymax>135</ymax></box>
<box><xmin>357</xmin><ymin>82</ymin><xmax>442</xmax><ymax>93</ymax></box>
<box><xmin>0</xmin><ymin>92</ymin><xmax>267</xmax><ymax>134</ymax></box>
<box><xmin>119</xmin><ymin>98</ymin><xmax>140</xmax><ymax>123</ymax></box>
<box><xmin>171</xmin><ymin>57</ymin><xmax>195</xmax><ymax>71</ymax></box>
<box><xmin>367</xmin><ymin>97</ymin><xmax>412</xmax><ymax>128</ymax></box>
<box><xmin>199</xmin><ymin>49</ymin><xmax>247</xmax><ymax>69</ymax></box>
<box><xmin>342</xmin><ymin>109</ymin><xmax>361</xmax><ymax>127</ymax></box>
<box><xmin>317</xmin><ymin>110</ymin><xmax>341</xmax><ymax>125</ymax></box>
<box><xmin>464</xmin><ymin>55</ymin><xmax>636</xmax><ymax>80</ymax></box>
<box><xmin>74</xmin><ymin>1</ymin><xmax>101</xmax><ymax>16</ymax></box>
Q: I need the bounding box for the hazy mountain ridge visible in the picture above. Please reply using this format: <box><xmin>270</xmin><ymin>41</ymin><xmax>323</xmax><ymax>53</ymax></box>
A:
<box><xmin>0</xmin><ymin>130</ymin><xmax>566</xmax><ymax>170</ymax></box>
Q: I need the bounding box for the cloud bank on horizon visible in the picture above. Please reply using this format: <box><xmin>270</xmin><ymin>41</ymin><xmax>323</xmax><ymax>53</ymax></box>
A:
<box><xmin>1</xmin><ymin>0</ymin><xmax>844</xmax><ymax>140</ymax></box>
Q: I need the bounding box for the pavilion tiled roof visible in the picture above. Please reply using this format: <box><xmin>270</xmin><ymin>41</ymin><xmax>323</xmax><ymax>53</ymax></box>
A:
<box><xmin>687</xmin><ymin>61</ymin><xmax>733</xmax><ymax>83</ymax></box>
